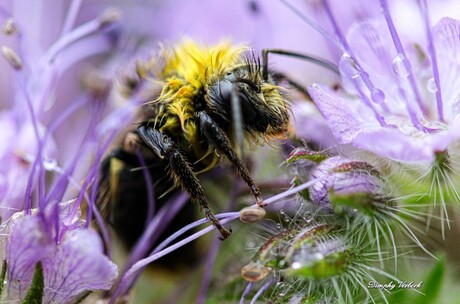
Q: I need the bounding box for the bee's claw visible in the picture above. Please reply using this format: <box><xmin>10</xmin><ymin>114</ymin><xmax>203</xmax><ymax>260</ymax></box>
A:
<box><xmin>256</xmin><ymin>197</ymin><xmax>266</xmax><ymax>208</ymax></box>
<box><xmin>217</xmin><ymin>225</ymin><xmax>232</xmax><ymax>241</ymax></box>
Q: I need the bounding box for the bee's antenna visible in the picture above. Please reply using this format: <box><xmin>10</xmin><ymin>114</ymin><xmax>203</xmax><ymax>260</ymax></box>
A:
<box><xmin>278</xmin><ymin>0</ymin><xmax>342</xmax><ymax>50</ymax></box>
<box><xmin>262</xmin><ymin>49</ymin><xmax>339</xmax><ymax>78</ymax></box>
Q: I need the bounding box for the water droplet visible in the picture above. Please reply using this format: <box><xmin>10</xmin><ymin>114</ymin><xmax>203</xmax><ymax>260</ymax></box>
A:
<box><xmin>43</xmin><ymin>159</ymin><xmax>58</xmax><ymax>171</ymax></box>
<box><xmin>313</xmin><ymin>252</ymin><xmax>324</xmax><ymax>260</ymax></box>
<box><xmin>276</xmin><ymin>282</ymin><xmax>286</xmax><ymax>288</ymax></box>
<box><xmin>452</xmin><ymin>95</ymin><xmax>460</xmax><ymax>114</ymax></box>
<box><xmin>371</xmin><ymin>88</ymin><xmax>385</xmax><ymax>104</ymax></box>
<box><xmin>426</xmin><ymin>78</ymin><xmax>438</xmax><ymax>93</ymax></box>
<box><xmin>392</xmin><ymin>53</ymin><xmax>411</xmax><ymax>78</ymax></box>
<box><xmin>339</xmin><ymin>53</ymin><xmax>361</xmax><ymax>79</ymax></box>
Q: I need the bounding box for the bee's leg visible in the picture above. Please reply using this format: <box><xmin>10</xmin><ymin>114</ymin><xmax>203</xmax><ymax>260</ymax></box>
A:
<box><xmin>196</xmin><ymin>111</ymin><xmax>265</xmax><ymax>207</ymax></box>
<box><xmin>137</xmin><ymin>125</ymin><xmax>232</xmax><ymax>240</ymax></box>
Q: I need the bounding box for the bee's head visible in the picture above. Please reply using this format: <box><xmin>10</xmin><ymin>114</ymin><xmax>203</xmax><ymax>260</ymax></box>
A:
<box><xmin>206</xmin><ymin>67</ymin><xmax>290</xmax><ymax>138</ymax></box>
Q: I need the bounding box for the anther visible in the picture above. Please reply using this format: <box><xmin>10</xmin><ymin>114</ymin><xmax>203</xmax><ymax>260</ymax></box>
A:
<box><xmin>239</xmin><ymin>206</ymin><xmax>266</xmax><ymax>223</ymax></box>
<box><xmin>241</xmin><ymin>261</ymin><xmax>271</xmax><ymax>282</ymax></box>
<box><xmin>2</xmin><ymin>18</ymin><xmax>17</xmax><ymax>35</ymax></box>
<box><xmin>2</xmin><ymin>46</ymin><xmax>22</xmax><ymax>70</ymax></box>
<box><xmin>98</xmin><ymin>8</ymin><xmax>121</xmax><ymax>28</ymax></box>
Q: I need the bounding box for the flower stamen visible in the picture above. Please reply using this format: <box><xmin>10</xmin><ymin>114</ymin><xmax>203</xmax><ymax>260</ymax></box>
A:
<box><xmin>379</xmin><ymin>0</ymin><xmax>429</xmax><ymax>119</ymax></box>
<box><xmin>419</xmin><ymin>0</ymin><xmax>445</xmax><ymax>122</ymax></box>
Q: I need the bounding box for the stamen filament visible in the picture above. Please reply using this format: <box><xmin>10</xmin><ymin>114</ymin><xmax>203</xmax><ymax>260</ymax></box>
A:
<box><xmin>419</xmin><ymin>0</ymin><xmax>444</xmax><ymax>122</ymax></box>
<box><xmin>61</xmin><ymin>0</ymin><xmax>83</xmax><ymax>35</ymax></box>
<box><xmin>43</xmin><ymin>11</ymin><xmax>115</xmax><ymax>64</ymax></box>
<box><xmin>322</xmin><ymin>0</ymin><xmax>388</xmax><ymax>124</ymax></box>
<box><xmin>379</xmin><ymin>0</ymin><xmax>428</xmax><ymax>118</ymax></box>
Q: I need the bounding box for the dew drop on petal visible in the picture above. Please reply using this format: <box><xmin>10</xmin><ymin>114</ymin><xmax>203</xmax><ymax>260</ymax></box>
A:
<box><xmin>452</xmin><ymin>95</ymin><xmax>460</xmax><ymax>115</ymax></box>
<box><xmin>426</xmin><ymin>78</ymin><xmax>438</xmax><ymax>93</ymax></box>
<box><xmin>392</xmin><ymin>53</ymin><xmax>411</xmax><ymax>78</ymax></box>
<box><xmin>43</xmin><ymin>159</ymin><xmax>59</xmax><ymax>171</ymax></box>
<box><xmin>339</xmin><ymin>53</ymin><xmax>361</xmax><ymax>79</ymax></box>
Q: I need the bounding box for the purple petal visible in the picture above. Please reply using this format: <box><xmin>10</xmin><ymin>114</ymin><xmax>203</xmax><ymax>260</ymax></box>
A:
<box><xmin>433</xmin><ymin>17</ymin><xmax>460</xmax><ymax>120</ymax></box>
<box><xmin>6</xmin><ymin>214</ymin><xmax>54</xmax><ymax>301</ymax></box>
<box><xmin>308</xmin><ymin>84</ymin><xmax>375</xmax><ymax>144</ymax></box>
<box><xmin>291</xmin><ymin>102</ymin><xmax>338</xmax><ymax>150</ymax></box>
<box><xmin>43</xmin><ymin>229</ymin><xmax>117</xmax><ymax>303</ymax></box>
<box><xmin>353</xmin><ymin>128</ymin><xmax>435</xmax><ymax>162</ymax></box>
<box><xmin>345</xmin><ymin>19</ymin><xmax>396</xmax><ymax>92</ymax></box>
<box><xmin>4</xmin><ymin>214</ymin><xmax>117</xmax><ymax>303</ymax></box>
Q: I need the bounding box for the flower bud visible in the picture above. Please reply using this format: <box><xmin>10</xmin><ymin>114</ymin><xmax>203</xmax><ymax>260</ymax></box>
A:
<box><xmin>244</xmin><ymin>222</ymin><xmax>358</xmax><ymax>283</ymax></box>
<box><xmin>309</xmin><ymin>156</ymin><xmax>390</xmax><ymax>215</ymax></box>
<box><xmin>286</xmin><ymin>147</ymin><xmax>328</xmax><ymax>164</ymax></box>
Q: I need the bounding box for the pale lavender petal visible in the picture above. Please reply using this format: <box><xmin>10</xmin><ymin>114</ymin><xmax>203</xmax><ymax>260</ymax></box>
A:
<box><xmin>4</xmin><ymin>213</ymin><xmax>117</xmax><ymax>303</ymax></box>
<box><xmin>308</xmin><ymin>84</ymin><xmax>376</xmax><ymax>144</ymax></box>
<box><xmin>43</xmin><ymin>229</ymin><xmax>117</xmax><ymax>303</ymax></box>
<box><xmin>345</xmin><ymin>19</ymin><xmax>399</xmax><ymax>100</ymax></box>
<box><xmin>6</xmin><ymin>214</ymin><xmax>54</xmax><ymax>301</ymax></box>
<box><xmin>353</xmin><ymin>128</ymin><xmax>435</xmax><ymax>162</ymax></box>
<box><xmin>291</xmin><ymin>102</ymin><xmax>338</xmax><ymax>150</ymax></box>
<box><xmin>433</xmin><ymin>17</ymin><xmax>460</xmax><ymax>120</ymax></box>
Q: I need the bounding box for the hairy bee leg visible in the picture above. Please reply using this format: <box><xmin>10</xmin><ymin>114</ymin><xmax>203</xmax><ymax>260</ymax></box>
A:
<box><xmin>196</xmin><ymin>111</ymin><xmax>265</xmax><ymax>207</ymax></box>
<box><xmin>137</xmin><ymin>125</ymin><xmax>232</xmax><ymax>240</ymax></box>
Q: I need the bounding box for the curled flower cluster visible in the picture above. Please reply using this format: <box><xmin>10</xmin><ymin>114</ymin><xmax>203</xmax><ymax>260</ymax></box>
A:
<box><xmin>240</xmin><ymin>150</ymin><xmax>406</xmax><ymax>303</ymax></box>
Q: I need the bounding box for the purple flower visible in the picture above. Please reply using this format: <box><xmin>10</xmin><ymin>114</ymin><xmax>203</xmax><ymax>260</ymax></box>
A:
<box><xmin>0</xmin><ymin>2</ymin><xmax>133</xmax><ymax>302</ymax></box>
<box><xmin>308</xmin><ymin>0</ymin><xmax>460</xmax><ymax>163</ymax></box>
<box><xmin>3</xmin><ymin>203</ymin><xmax>117</xmax><ymax>303</ymax></box>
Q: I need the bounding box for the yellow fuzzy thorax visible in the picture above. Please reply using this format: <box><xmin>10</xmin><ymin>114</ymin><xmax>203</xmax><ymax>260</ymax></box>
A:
<box><xmin>152</xmin><ymin>40</ymin><xmax>253</xmax><ymax>140</ymax></box>
<box><xmin>160</xmin><ymin>39</ymin><xmax>249</xmax><ymax>90</ymax></box>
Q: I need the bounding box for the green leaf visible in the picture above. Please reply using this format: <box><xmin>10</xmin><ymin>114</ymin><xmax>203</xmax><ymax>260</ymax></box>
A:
<box><xmin>22</xmin><ymin>262</ymin><xmax>44</xmax><ymax>304</ymax></box>
<box><xmin>0</xmin><ymin>260</ymin><xmax>7</xmax><ymax>297</ymax></box>
<box><xmin>413</xmin><ymin>258</ymin><xmax>445</xmax><ymax>304</ymax></box>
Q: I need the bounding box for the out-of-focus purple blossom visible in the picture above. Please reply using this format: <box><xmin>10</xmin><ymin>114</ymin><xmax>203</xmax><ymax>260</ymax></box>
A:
<box><xmin>3</xmin><ymin>202</ymin><xmax>117</xmax><ymax>303</ymax></box>
<box><xmin>0</xmin><ymin>0</ymin><xmax>123</xmax><ymax>222</ymax></box>
<box><xmin>307</xmin><ymin>0</ymin><xmax>460</xmax><ymax>163</ymax></box>
<box><xmin>290</xmin><ymin>101</ymin><xmax>338</xmax><ymax>150</ymax></box>
<box><xmin>0</xmin><ymin>1</ymin><xmax>138</xmax><ymax>302</ymax></box>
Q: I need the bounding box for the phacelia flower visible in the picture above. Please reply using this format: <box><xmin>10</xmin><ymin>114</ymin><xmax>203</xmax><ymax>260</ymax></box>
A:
<box><xmin>307</xmin><ymin>0</ymin><xmax>460</xmax><ymax>163</ymax></box>
<box><xmin>2</xmin><ymin>202</ymin><xmax>118</xmax><ymax>303</ymax></box>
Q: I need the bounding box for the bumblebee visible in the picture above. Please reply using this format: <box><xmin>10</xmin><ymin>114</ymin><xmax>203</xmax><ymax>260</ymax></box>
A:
<box><xmin>100</xmin><ymin>40</ymin><xmax>291</xmax><ymax>243</ymax></box>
